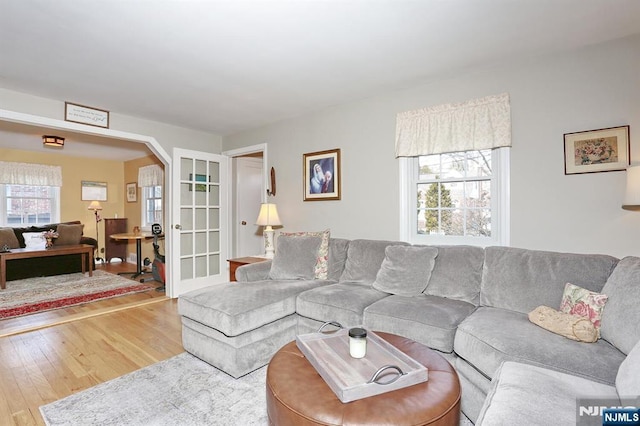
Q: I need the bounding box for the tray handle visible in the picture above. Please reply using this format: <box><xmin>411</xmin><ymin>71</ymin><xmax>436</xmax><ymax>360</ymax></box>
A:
<box><xmin>368</xmin><ymin>365</ymin><xmax>406</xmax><ymax>385</ymax></box>
<box><xmin>317</xmin><ymin>321</ymin><xmax>343</xmax><ymax>333</ymax></box>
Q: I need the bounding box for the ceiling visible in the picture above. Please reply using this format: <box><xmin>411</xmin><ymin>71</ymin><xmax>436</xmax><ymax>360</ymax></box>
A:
<box><xmin>1</xmin><ymin>0</ymin><xmax>640</xmax><ymax>160</ymax></box>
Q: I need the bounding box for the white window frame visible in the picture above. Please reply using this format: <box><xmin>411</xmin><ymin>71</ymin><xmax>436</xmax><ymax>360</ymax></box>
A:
<box><xmin>0</xmin><ymin>184</ymin><xmax>61</xmax><ymax>226</ymax></box>
<box><xmin>399</xmin><ymin>147</ymin><xmax>510</xmax><ymax>247</ymax></box>
<box><xmin>141</xmin><ymin>185</ymin><xmax>163</xmax><ymax>231</ymax></box>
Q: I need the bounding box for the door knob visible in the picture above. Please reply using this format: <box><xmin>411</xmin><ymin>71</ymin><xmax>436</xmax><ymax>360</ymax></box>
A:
<box><xmin>174</xmin><ymin>224</ymin><xmax>182</xmax><ymax>230</ymax></box>
<box><xmin>241</xmin><ymin>221</ymin><xmax>247</xmax><ymax>225</ymax></box>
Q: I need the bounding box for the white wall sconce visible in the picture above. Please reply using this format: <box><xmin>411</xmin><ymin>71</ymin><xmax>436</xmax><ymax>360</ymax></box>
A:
<box><xmin>622</xmin><ymin>165</ymin><xmax>640</xmax><ymax>211</ymax></box>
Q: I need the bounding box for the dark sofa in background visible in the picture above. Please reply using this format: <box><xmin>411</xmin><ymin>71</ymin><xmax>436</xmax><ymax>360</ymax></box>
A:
<box><xmin>1</xmin><ymin>220</ymin><xmax>97</xmax><ymax>281</ymax></box>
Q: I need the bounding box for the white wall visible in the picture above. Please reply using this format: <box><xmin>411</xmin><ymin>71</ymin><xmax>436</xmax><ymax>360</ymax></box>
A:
<box><xmin>223</xmin><ymin>34</ymin><xmax>640</xmax><ymax>259</ymax></box>
<box><xmin>0</xmin><ymin>88</ymin><xmax>223</xmax><ymax>154</ymax></box>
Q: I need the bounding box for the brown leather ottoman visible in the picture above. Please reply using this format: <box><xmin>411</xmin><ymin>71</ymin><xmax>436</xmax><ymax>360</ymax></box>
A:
<box><xmin>266</xmin><ymin>332</ymin><xmax>461</xmax><ymax>425</ymax></box>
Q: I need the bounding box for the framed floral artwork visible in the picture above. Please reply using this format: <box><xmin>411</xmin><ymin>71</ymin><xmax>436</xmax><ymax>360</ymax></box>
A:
<box><xmin>564</xmin><ymin>125</ymin><xmax>630</xmax><ymax>175</ymax></box>
<box><xmin>303</xmin><ymin>149</ymin><xmax>341</xmax><ymax>201</ymax></box>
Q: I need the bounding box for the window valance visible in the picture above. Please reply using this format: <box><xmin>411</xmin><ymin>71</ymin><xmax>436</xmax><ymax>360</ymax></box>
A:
<box><xmin>0</xmin><ymin>161</ymin><xmax>62</xmax><ymax>186</ymax></box>
<box><xmin>395</xmin><ymin>93</ymin><xmax>511</xmax><ymax>157</ymax></box>
<box><xmin>138</xmin><ymin>164</ymin><xmax>163</xmax><ymax>187</ymax></box>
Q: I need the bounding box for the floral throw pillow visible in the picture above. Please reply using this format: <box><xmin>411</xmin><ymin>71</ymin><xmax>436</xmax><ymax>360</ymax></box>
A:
<box><xmin>559</xmin><ymin>283</ymin><xmax>608</xmax><ymax>335</ymax></box>
<box><xmin>279</xmin><ymin>229</ymin><xmax>330</xmax><ymax>279</ymax></box>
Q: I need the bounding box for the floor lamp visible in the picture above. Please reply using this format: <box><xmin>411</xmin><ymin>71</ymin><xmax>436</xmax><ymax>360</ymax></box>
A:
<box><xmin>88</xmin><ymin>201</ymin><xmax>103</xmax><ymax>262</ymax></box>
<box><xmin>255</xmin><ymin>203</ymin><xmax>282</xmax><ymax>258</ymax></box>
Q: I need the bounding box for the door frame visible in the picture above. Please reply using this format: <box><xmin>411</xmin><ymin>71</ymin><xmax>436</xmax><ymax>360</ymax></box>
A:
<box><xmin>0</xmin><ymin>108</ymin><xmax>176</xmax><ymax>295</ymax></box>
<box><xmin>223</xmin><ymin>143</ymin><xmax>268</xmax><ymax>258</ymax></box>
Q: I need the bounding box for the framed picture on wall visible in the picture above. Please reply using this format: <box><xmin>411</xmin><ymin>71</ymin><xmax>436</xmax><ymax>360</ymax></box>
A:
<box><xmin>303</xmin><ymin>148</ymin><xmax>341</xmax><ymax>201</ymax></box>
<box><xmin>564</xmin><ymin>126</ymin><xmax>630</xmax><ymax>175</ymax></box>
<box><xmin>81</xmin><ymin>181</ymin><xmax>107</xmax><ymax>201</ymax></box>
<box><xmin>126</xmin><ymin>182</ymin><xmax>137</xmax><ymax>202</ymax></box>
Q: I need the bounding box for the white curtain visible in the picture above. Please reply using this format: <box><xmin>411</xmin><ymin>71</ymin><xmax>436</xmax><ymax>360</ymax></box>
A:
<box><xmin>0</xmin><ymin>161</ymin><xmax>62</xmax><ymax>186</ymax></box>
<box><xmin>395</xmin><ymin>93</ymin><xmax>511</xmax><ymax>157</ymax></box>
<box><xmin>138</xmin><ymin>164</ymin><xmax>163</xmax><ymax>187</ymax></box>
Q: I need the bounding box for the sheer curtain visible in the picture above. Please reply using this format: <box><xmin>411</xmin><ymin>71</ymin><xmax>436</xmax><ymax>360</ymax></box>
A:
<box><xmin>395</xmin><ymin>93</ymin><xmax>511</xmax><ymax>157</ymax></box>
<box><xmin>0</xmin><ymin>161</ymin><xmax>63</xmax><ymax>186</ymax></box>
<box><xmin>138</xmin><ymin>164</ymin><xmax>163</xmax><ymax>187</ymax></box>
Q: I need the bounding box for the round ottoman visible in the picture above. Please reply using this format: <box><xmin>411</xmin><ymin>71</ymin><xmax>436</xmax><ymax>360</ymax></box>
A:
<box><xmin>266</xmin><ymin>332</ymin><xmax>461</xmax><ymax>425</ymax></box>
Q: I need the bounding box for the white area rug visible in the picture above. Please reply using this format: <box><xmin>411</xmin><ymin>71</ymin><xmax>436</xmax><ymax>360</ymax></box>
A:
<box><xmin>41</xmin><ymin>352</ymin><xmax>474</xmax><ymax>426</ymax></box>
<box><xmin>40</xmin><ymin>353</ymin><xmax>267</xmax><ymax>426</ymax></box>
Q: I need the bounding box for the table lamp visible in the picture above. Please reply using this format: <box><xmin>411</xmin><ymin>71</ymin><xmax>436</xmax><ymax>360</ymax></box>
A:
<box><xmin>88</xmin><ymin>201</ymin><xmax>103</xmax><ymax>262</ymax></box>
<box><xmin>255</xmin><ymin>203</ymin><xmax>282</xmax><ymax>258</ymax></box>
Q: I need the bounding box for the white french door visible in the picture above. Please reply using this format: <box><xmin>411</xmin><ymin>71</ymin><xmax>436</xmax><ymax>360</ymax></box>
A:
<box><xmin>171</xmin><ymin>148</ymin><xmax>229</xmax><ymax>296</ymax></box>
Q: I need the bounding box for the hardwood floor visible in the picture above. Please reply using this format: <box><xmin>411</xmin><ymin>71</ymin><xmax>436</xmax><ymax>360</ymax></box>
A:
<box><xmin>0</xmin><ymin>262</ymin><xmax>183</xmax><ymax>426</ymax></box>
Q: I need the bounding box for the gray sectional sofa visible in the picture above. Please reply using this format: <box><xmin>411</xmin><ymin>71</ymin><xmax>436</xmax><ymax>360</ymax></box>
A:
<box><xmin>178</xmin><ymin>237</ymin><xmax>640</xmax><ymax>424</ymax></box>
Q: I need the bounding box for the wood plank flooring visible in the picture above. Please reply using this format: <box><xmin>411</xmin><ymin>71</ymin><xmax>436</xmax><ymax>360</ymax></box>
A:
<box><xmin>0</xmin><ymin>262</ymin><xmax>184</xmax><ymax>426</ymax></box>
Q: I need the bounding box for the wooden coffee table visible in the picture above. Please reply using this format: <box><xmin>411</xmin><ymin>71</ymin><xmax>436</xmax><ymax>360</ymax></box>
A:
<box><xmin>266</xmin><ymin>332</ymin><xmax>461</xmax><ymax>425</ymax></box>
<box><xmin>0</xmin><ymin>244</ymin><xmax>94</xmax><ymax>289</ymax></box>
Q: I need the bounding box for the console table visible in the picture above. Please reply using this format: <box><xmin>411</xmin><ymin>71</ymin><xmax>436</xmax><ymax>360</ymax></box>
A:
<box><xmin>0</xmin><ymin>244</ymin><xmax>94</xmax><ymax>290</ymax></box>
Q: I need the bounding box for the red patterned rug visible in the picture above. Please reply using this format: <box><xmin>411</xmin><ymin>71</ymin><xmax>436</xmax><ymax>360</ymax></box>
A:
<box><xmin>0</xmin><ymin>271</ymin><xmax>156</xmax><ymax>320</ymax></box>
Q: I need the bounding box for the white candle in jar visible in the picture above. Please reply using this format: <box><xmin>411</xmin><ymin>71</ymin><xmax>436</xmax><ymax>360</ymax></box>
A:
<box><xmin>349</xmin><ymin>327</ymin><xmax>367</xmax><ymax>358</ymax></box>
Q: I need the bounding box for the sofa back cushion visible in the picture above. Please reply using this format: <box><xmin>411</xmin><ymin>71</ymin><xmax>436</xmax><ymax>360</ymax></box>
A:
<box><xmin>0</xmin><ymin>228</ymin><xmax>20</xmax><ymax>249</ymax></box>
<box><xmin>424</xmin><ymin>245</ymin><xmax>485</xmax><ymax>305</ymax></box>
<box><xmin>481</xmin><ymin>246</ymin><xmax>618</xmax><ymax>314</ymax></box>
<box><xmin>600</xmin><ymin>257</ymin><xmax>640</xmax><ymax>354</ymax></box>
<box><xmin>269</xmin><ymin>235</ymin><xmax>323</xmax><ymax>280</ymax></box>
<box><xmin>372</xmin><ymin>245</ymin><xmax>438</xmax><ymax>296</ymax></box>
<box><xmin>339</xmin><ymin>239</ymin><xmax>409</xmax><ymax>284</ymax></box>
<box><xmin>327</xmin><ymin>238</ymin><xmax>350</xmax><ymax>281</ymax></box>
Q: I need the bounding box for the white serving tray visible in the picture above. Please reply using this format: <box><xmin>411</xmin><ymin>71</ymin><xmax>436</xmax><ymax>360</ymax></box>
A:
<box><xmin>295</xmin><ymin>328</ymin><xmax>428</xmax><ymax>403</ymax></box>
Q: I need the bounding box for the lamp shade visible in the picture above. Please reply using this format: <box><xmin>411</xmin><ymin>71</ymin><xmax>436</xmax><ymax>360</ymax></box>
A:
<box><xmin>623</xmin><ymin>166</ymin><xmax>640</xmax><ymax>211</ymax></box>
<box><xmin>88</xmin><ymin>200</ymin><xmax>103</xmax><ymax>211</ymax></box>
<box><xmin>255</xmin><ymin>203</ymin><xmax>282</xmax><ymax>226</ymax></box>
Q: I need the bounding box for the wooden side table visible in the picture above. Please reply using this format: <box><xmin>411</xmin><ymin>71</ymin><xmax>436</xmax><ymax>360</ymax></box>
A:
<box><xmin>228</xmin><ymin>256</ymin><xmax>268</xmax><ymax>281</ymax></box>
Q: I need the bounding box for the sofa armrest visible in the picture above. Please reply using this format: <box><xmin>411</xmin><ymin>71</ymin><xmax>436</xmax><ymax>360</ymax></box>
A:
<box><xmin>80</xmin><ymin>236</ymin><xmax>98</xmax><ymax>248</ymax></box>
<box><xmin>236</xmin><ymin>260</ymin><xmax>272</xmax><ymax>282</ymax></box>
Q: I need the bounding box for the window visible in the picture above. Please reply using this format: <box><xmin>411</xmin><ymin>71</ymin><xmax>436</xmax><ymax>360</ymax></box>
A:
<box><xmin>142</xmin><ymin>185</ymin><xmax>163</xmax><ymax>229</ymax></box>
<box><xmin>400</xmin><ymin>148</ymin><xmax>509</xmax><ymax>246</ymax></box>
<box><xmin>0</xmin><ymin>184</ymin><xmax>60</xmax><ymax>226</ymax></box>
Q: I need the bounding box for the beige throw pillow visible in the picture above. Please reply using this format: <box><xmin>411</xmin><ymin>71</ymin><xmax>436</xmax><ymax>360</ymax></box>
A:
<box><xmin>528</xmin><ymin>305</ymin><xmax>598</xmax><ymax>343</ymax></box>
<box><xmin>55</xmin><ymin>223</ymin><xmax>84</xmax><ymax>245</ymax></box>
<box><xmin>0</xmin><ymin>228</ymin><xmax>20</xmax><ymax>249</ymax></box>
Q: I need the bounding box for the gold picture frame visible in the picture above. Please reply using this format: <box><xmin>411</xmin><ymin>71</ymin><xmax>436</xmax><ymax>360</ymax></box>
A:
<box><xmin>303</xmin><ymin>149</ymin><xmax>341</xmax><ymax>201</ymax></box>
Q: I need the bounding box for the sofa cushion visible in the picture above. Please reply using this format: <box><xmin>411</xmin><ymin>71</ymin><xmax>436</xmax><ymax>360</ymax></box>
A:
<box><xmin>476</xmin><ymin>361</ymin><xmax>617</xmax><ymax>426</ymax></box>
<box><xmin>454</xmin><ymin>306</ymin><xmax>625</xmax><ymax>385</ymax></box>
<box><xmin>269</xmin><ymin>235</ymin><xmax>322</xmax><ymax>280</ymax></box>
<box><xmin>616</xmin><ymin>339</ymin><xmax>640</xmax><ymax>398</ymax></box>
<box><xmin>339</xmin><ymin>239</ymin><xmax>409</xmax><ymax>284</ymax></box>
<box><xmin>55</xmin><ymin>223</ymin><xmax>84</xmax><ymax>245</ymax></box>
<box><xmin>327</xmin><ymin>238</ymin><xmax>350</xmax><ymax>281</ymax></box>
<box><xmin>372</xmin><ymin>245</ymin><xmax>438</xmax><ymax>296</ymax></box>
<box><xmin>280</xmin><ymin>229</ymin><xmax>330</xmax><ymax>279</ymax></box>
<box><xmin>296</xmin><ymin>282</ymin><xmax>389</xmax><ymax>327</ymax></box>
<box><xmin>480</xmin><ymin>246</ymin><xmax>618</xmax><ymax>314</ymax></box>
<box><xmin>178</xmin><ymin>279</ymin><xmax>328</xmax><ymax>337</ymax></box>
<box><xmin>364</xmin><ymin>294</ymin><xmax>476</xmax><ymax>353</ymax></box>
<box><xmin>424</xmin><ymin>245</ymin><xmax>484</xmax><ymax>305</ymax></box>
<box><xmin>0</xmin><ymin>228</ymin><xmax>20</xmax><ymax>249</ymax></box>
<box><xmin>600</xmin><ymin>256</ymin><xmax>640</xmax><ymax>354</ymax></box>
